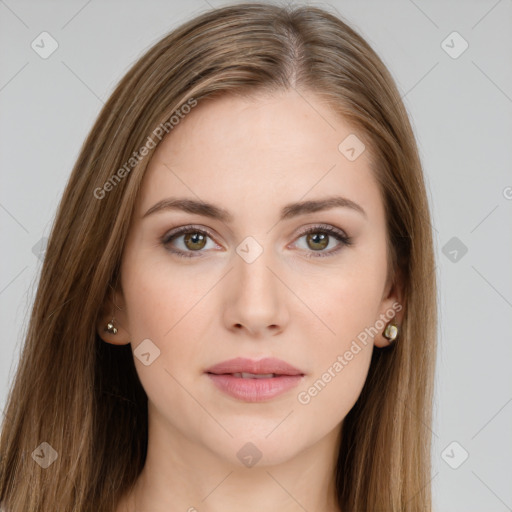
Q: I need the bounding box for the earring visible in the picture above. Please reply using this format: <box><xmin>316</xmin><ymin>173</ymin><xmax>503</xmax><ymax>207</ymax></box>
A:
<box><xmin>383</xmin><ymin>321</ymin><xmax>399</xmax><ymax>343</ymax></box>
<box><xmin>105</xmin><ymin>319</ymin><xmax>118</xmax><ymax>335</ymax></box>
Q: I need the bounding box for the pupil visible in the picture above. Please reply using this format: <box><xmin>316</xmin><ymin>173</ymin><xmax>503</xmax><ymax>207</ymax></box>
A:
<box><xmin>185</xmin><ymin>232</ymin><xmax>206</xmax><ymax>250</ymax></box>
<box><xmin>308</xmin><ymin>233</ymin><xmax>328</xmax><ymax>250</ymax></box>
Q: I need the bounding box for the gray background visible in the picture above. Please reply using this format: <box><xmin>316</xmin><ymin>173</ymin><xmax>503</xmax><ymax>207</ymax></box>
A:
<box><xmin>1</xmin><ymin>1</ymin><xmax>511</xmax><ymax>510</ymax></box>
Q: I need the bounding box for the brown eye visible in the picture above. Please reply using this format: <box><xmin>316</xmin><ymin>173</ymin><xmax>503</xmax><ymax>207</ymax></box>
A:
<box><xmin>306</xmin><ymin>232</ymin><xmax>329</xmax><ymax>251</ymax></box>
<box><xmin>162</xmin><ymin>226</ymin><xmax>218</xmax><ymax>258</ymax></box>
<box><xmin>294</xmin><ymin>225</ymin><xmax>352</xmax><ymax>258</ymax></box>
<box><xmin>183</xmin><ymin>232</ymin><xmax>207</xmax><ymax>251</ymax></box>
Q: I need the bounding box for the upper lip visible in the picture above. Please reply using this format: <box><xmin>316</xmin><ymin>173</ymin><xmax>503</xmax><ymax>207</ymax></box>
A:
<box><xmin>205</xmin><ymin>357</ymin><xmax>304</xmax><ymax>376</ymax></box>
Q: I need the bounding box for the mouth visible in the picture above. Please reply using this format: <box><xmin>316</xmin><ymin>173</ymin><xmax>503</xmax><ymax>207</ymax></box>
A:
<box><xmin>205</xmin><ymin>357</ymin><xmax>305</xmax><ymax>402</ymax></box>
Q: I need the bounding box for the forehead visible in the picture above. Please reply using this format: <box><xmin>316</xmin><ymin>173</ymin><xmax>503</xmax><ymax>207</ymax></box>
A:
<box><xmin>137</xmin><ymin>90</ymin><xmax>383</xmax><ymax>222</ymax></box>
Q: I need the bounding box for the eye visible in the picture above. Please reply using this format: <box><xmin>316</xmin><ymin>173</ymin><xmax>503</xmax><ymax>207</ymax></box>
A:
<box><xmin>161</xmin><ymin>223</ymin><xmax>352</xmax><ymax>259</ymax></box>
<box><xmin>292</xmin><ymin>224</ymin><xmax>352</xmax><ymax>258</ymax></box>
<box><xmin>161</xmin><ymin>225</ymin><xmax>219</xmax><ymax>258</ymax></box>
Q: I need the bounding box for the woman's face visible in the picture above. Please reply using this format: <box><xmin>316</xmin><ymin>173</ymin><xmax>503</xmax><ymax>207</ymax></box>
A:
<box><xmin>106</xmin><ymin>89</ymin><xmax>401</xmax><ymax>467</ymax></box>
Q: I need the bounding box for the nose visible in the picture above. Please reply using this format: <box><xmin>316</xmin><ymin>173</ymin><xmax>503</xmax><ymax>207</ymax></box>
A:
<box><xmin>223</xmin><ymin>244</ymin><xmax>290</xmax><ymax>337</ymax></box>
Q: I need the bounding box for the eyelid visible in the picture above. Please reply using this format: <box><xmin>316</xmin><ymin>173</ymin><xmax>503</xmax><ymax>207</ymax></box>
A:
<box><xmin>293</xmin><ymin>223</ymin><xmax>349</xmax><ymax>240</ymax></box>
<box><xmin>162</xmin><ymin>224</ymin><xmax>219</xmax><ymax>241</ymax></box>
<box><xmin>161</xmin><ymin>224</ymin><xmax>222</xmax><ymax>250</ymax></box>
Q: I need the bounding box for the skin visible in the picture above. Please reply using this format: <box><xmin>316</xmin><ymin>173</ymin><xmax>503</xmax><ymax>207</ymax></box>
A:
<box><xmin>98</xmin><ymin>89</ymin><xmax>403</xmax><ymax>512</ymax></box>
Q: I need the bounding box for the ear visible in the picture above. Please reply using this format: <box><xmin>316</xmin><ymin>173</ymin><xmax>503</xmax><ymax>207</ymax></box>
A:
<box><xmin>96</xmin><ymin>286</ymin><xmax>131</xmax><ymax>346</ymax></box>
<box><xmin>373</xmin><ymin>269</ymin><xmax>405</xmax><ymax>348</ymax></box>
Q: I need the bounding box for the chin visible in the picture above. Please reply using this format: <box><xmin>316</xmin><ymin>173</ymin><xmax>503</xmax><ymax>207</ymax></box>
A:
<box><xmin>205</xmin><ymin>428</ymin><xmax>306</xmax><ymax>469</ymax></box>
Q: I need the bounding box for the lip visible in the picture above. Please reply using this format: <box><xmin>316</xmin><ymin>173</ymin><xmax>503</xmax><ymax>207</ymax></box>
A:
<box><xmin>205</xmin><ymin>357</ymin><xmax>304</xmax><ymax>376</ymax></box>
<box><xmin>205</xmin><ymin>357</ymin><xmax>305</xmax><ymax>402</ymax></box>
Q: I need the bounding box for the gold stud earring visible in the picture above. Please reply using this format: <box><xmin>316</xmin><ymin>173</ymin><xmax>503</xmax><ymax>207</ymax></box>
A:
<box><xmin>105</xmin><ymin>319</ymin><xmax>118</xmax><ymax>335</ymax></box>
<box><xmin>383</xmin><ymin>321</ymin><xmax>399</xmax><ymax>343</ymax></box>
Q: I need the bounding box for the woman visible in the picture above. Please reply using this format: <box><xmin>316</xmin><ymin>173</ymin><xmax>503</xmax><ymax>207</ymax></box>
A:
<box><xmin>0</xmin><ymin>3</ymin><xmax>437</xmax><ymax>511</ymax></box>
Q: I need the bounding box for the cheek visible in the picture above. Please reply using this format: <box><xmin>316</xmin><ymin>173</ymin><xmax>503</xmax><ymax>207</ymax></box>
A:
<box><xmin>120</xmin><ymin>247</ymin><xmax>219</xmax><ymax>382</ymax></box>
<box><xmin>299</xmin><ymin>239</ymin><xmax>389</xmax><ymax>348</ymax></box>
<box><xmin>121</xmin><ymin>244</ymin><xmax>217</xmax><ymax>341</ymax></box>
<box><xmin>119</xmin><ymin>255</ymin><xmax>215</xmax><ymax>426</ymax></box>
<box><xmin>291</xmin><ymin>237</ymin><xmax>388</xmax><ymax>420</ymax></box>
<box><xmin>293</xmin><ymin>342</ymin><xmax>372</xmax><ymax>454</ymax></box>
<box><xmin>292</xmin><ymin>287</ymin><xmax>382</xmax><ymax>439</ymax></box>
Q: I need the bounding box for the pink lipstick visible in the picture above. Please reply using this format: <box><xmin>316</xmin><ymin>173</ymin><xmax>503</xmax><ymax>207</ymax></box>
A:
<box><xmin>205</xmin><ymin>357</ymin><xmax>305</xmax><ymax>402</ymax></box>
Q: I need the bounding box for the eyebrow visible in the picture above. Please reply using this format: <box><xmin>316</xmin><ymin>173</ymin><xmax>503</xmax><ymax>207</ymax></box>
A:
<box><xmin>142</xmin><ymin>195</ymin><xmax>367</xmax><ymax>222</ymax></box>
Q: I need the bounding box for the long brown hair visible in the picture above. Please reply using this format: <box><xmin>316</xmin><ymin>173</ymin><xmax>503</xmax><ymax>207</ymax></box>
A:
<box><xmin>0</xmin><ymin>3</ymin><xmax>437</xmax><ymax>510</ymax></box>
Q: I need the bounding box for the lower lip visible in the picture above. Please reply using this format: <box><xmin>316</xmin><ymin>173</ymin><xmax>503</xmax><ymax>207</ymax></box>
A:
<box><xmin>206</xmin><ymin>373</ymin><xmax>304</xmax><ymax>402</ymax></box>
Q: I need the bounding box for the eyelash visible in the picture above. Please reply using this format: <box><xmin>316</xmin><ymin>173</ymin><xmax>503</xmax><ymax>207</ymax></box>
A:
<box><xmin>161</xmin><ymin>224</ymin><xmax>352</xmax><ymax>259</ymax></box>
